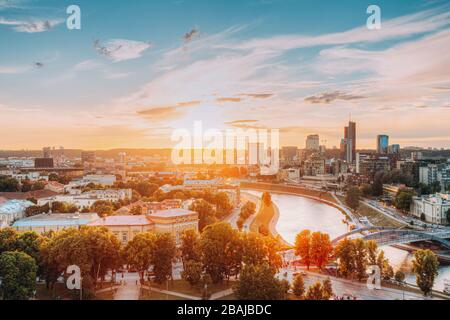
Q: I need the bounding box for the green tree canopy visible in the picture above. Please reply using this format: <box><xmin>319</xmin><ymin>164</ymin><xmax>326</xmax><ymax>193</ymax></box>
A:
<box><xmin>0</xmin><ymin>251</ymin><xmax>37</xmax><ymax>300</ymax></box>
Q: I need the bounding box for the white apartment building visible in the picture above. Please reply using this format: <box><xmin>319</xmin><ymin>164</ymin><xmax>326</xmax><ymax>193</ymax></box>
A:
<box><xmin>37</xmin><ymin>189</ymin><xmax>132</xmax><ymax>209</ymax></box>
<box><xmin>0</xmin><ymin>200</ymin><xmax>35</xmax><ymax>228</ymax></box>
<box><xmin>411</xmin><ymin>193</ymin><xmax>450</xmax><ymax>225</ymax></box>
<box><xmin>83</xmin><ymin>174</ymin><xmax>117</xmax><ymax>186</ymax></box>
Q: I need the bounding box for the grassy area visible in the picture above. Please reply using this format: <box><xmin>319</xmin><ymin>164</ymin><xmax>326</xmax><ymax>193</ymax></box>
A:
<box><xmin>35</xmin><ymin>282</ymin><xmax>79</xmax><ymax>300</ymax></box>
<box><xmin>337</xmin><ymin>195</ymin><xmax>404</xmax><ymax>228</ymax></box>
<box><xmin>249</xmin><ymin>202</ymin><xmax>275</xmax><ymax>234</ymax></box>
<box><xmin>149</xmin><ymin>279</ymin><xmax>235</xmax><ymax>298</ymax></box>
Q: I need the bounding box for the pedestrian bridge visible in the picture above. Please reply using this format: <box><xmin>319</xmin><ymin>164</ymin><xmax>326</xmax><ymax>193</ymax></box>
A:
<box><xmin>331</xmin><ymin>227</ymin><xmax>450</xmax><ymax>249</ymax></box>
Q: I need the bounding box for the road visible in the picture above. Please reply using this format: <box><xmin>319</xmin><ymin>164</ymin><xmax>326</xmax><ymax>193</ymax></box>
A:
<box><xmin>224</xmin><ymin>191</ymin><xmax>261</xmax><ymax>231</ymax></box>
<box><xmin>364</xmin><ymin>199</ymin><xmax>449</xmax><ymax>232</ymax></box>
<box><xmin>277</xmin><ymin>267</ymin><xmax>443</xmax><ymax>300</ymax></box>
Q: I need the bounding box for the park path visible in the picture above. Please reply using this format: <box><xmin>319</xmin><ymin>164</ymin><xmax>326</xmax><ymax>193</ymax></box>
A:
<box><xmin>113</xmin><ymin>273</ymin><xmax>140</xmax><ymax>300</ymax></box>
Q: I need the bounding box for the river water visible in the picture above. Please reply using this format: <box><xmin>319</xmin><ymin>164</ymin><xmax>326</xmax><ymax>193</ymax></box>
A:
<box><xmin>244</xmin><ymin>190</ymin><xmax>449</xmax><ymax>292</ymax></box>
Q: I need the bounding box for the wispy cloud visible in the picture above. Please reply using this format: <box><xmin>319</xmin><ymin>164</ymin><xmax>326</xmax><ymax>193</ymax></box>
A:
<box><xmin>304</xmin><ymin>91</ymin><xmax>365</xmax><ymax>104</ymax></box>
<box><xmin>93</xmin><ymin>39</ymin><xmax>152</xmax><ymax>62</ymax></box>
<box><xmin>0</xmin><ymin>17</ymin><xmax>62</xmax><ymax>32</ymax></box>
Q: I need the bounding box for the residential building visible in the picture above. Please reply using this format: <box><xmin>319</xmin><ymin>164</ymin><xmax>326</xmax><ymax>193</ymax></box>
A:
<box><xmin>89</xmin><ymin>208</ymin><xmax>199</xmax><ymax>245</ymax></box>
<box><xmin>411</xmin><ymin>193</ymin><xmax>450</xmax><ymax>225</ymax></box>
<box><xmin>149</xmin><ymin>208</ymin><xmax>199</xmax><ymax>245</ymax></box>
<box><xmin>356</xmin><ymin>153</ymin><xmax>391</xmax><ymax>182</ymax></box>
<box><xmin>89</xmin><ymin>215</ymin><xmax>154</xmax><ymax>244</ymax></box>
<box><xmin>0</xmin><ymin>200</ymin><xmax>34</xmax><ymax>228</ymax></box>
<box><xmin>306</xmin><ymin>135</ymin><xmax>320</xmax><ymax>151</ymax></box>
<box><xmin>303</xmin><ymin>153</ymin><xmax>326</xmax><ymax>176</ymax></box>
<box><xmin>34</xmin><ymin>158</ymin><xmax>54</xmax><ymax>168</ymax></box>
<box><xmin>83</xmin><ymin>174</ymin><xmax>116</xmax><ymax>186</ymax></box>
<box><xmin>37</xmin><ymin>189</ymin><xmax>132</xmax><ymax>209</ymax></box>
<box><xmin>12</xmin><ymin>213</ymin><xmax>100</xmax><ymax>234</ymax></box>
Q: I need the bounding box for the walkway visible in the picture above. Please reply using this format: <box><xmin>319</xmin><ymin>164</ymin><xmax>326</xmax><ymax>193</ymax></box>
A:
<box><xmin>140</xmin><ymin>285</ymin><xmax>234</xmax><ymax>300</ymax></box>
<box><xmin>278</xmin><ymin>267</ymin><xmax>444</xmax><ymax>300</ymax></box>
<box><xmin>113</xmin><ymin>272</ymin><xmax>141</xmax><ymax>300</ymax></box>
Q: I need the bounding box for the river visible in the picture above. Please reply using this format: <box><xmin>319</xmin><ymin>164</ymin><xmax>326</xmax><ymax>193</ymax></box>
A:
<box><xmin>244</xmin><ymin>189</ymin><xmax>449</xmax><ymax>292</ymax></box>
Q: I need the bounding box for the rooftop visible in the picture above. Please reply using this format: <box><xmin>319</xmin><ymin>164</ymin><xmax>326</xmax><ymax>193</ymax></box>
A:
<box><xmin>89</xmin><ymin>215</ymin><xmax>153</xmax><ymax>226</ymax></box>
<box><xmin>149</xmin><ymin>208</ymin><xmax>197</xmax><ymax>218</ymax></box>
<box><xmin>12</xmin><ymin>213</ymin><xmax>99</xmax><ymax>227</ymax></box>
<box><xmin>0</xmin><ymin>199</ymin><xmax>34</xmax><ymax>214</ymax></box>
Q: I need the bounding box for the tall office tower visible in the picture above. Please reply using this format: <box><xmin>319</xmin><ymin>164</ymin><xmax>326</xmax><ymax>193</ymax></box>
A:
<box><xmin>388</xmin><ymin>144</ymin><xmax>400</xmax><ymax>154</ymax></box>
<box><xmin>306</xmin><ymin>134</ymin><xmax>320</xmax><ymax>151</ymax></box>
<box><xmin>343</xmin><ymin>121</ymin><xmax>356</xmax><ymax>163</ymax></box>
<box><xmin>377</xmin><ymin>135</ymin><xmax>389</xmax><ymax>154</ymax></box>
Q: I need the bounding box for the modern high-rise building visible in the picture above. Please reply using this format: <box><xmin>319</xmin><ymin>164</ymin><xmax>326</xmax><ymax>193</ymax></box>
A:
<box><xmin>377</xmin><ymin>135</ymin><xmax>389</xmax><ymax>154</ymax></box>
<box><xmin>306</xmin><ymin>134</ymin><xmax>320</xmax><ymax>151</ymax></box>
<box><xmin>388</xmin><ymin>144</ymin><xmax>400</xmax><ymax>154</ymax></box>
<box><xmin>343</xmin><ymin>121</ymin><xmax>356</xmax><ymax>163</ymax></box>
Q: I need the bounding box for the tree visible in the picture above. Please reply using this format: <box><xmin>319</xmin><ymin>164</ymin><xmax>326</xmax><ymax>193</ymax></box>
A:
<box><xmin>136</xmin><ymin>182</ymin><xmax>159</xmax><ymax>197</ymax></box>
<box><xmin>334</xmin><ymin>238</ymin><xmax>355</xmax><ymax>278</ymax></box>
<box><xmin>240</xmin><ymin>232</ymin><xmax>267</xmax><ymax>267</ymax></box>
<box><xmin>394</xmin><ymin>188</ymin><xmax>415</xmax><ymax>212</ymax></box>
<box><xmin>261</xmin><ymin>192</ymin><xmax>272</xmax><ymax>207</ymax></box>
<box><xmin>200</xmin><ymin>222</ymin><xmax>239</xmax><ymax>283</ymax></box>
<box><xmin>353</xmin><ymin>238</ymin><xmax>368</xmax><ymax>281</ymax></box>
<box><xmin>189</xmin><ymin>199</ymin><xmax>217</xmax><ymax>232</ymax></box>
<box><xmin>292</xmin><ymin>274</ymin><xmax>305</xmax><ymax>298</ymax></box>
<box><xmin>412</xmin><ymin>249</ymin><xmax>439</xmax><ymax>296</ymax></box>
<box><xmin>310</xmin><ymin>232</ymin><xmax>333</xmax><ymax>269</ymax></box>
<box><xmin>264</xmin><ymin>236</ymin><xmax>283</xmax><ymax>272</ymax></box>
<box><xmin>322</xmin><ymin>278</ymin><xmax>333</xmax><ymax>300</ymax></box>
<box><xmin>90</xmin><ymin>200</ymin><xmax>114</xmax><ymax>217</ymax></box>
<box><xmin>215</xmin><ymin>192</ymin><xmax>233</xmax><ymax>219</ymax></box>
<box><xmin>295</xmin><ymin>230</ymin><xmax>312</xmax><ymax>270</ymax></box>
<box><xmin>236</xmin><ymin>217</ymin><xmax>244</xmax><ymax>231</ymax></box>
<box><xmin>394</xmin><ymin>270</ymin><xmax>405</xmax><ymax>283</ymax></box>
<box><xmin>360</xmin><ymin>184</ymin><xmax>373</xmax><ymax>197</ymax></box>
<box><xmin>372</xmin><ymin>171</ymin><xmax>385</xmax><ymax>196</ymax></box>
<box><xmin>0</xmin><ymin>176</ymin><xmax>20</xmax><ymax>192</ymax></box>
<box><xmin>239</xmin><ymin>201</ymin><xmax>256</xmax><ymax>221</ymax></box>
<box><xmin>41</xmin><ymin>227</ymin><xmax>122</xmax><ymax>293</ymax></box>
<box><xmin>25</xmin><ymin>204</ymin><xmax>50</xmax><ymax>217</ymax></box>
<box><xmin>0</xmin><ymin>228</ymin><xmax>18</xmax><ymax>254</ymax></box>
<box><xmin>181</xmin><ymin>260</ymin><xmax>203</xmax><ymax>286</ymax></box>
<box><xmin>124</xmin><ymin>232</ymin><xmax>155</xmax><ymax>281</ymax></box>
<box><xmin>151</xmin><ymin>233</ymin><xmax>176</xmax><ymax>284</ymax></box>
<box><xmin>305</xmin><ymin>281</ymin><xmax>325</xmax><ymax>300</ymax></box>
<box><xmin>180</xmin><ymin>230</ymin><xmax>201</xmax><ymax>266</ymax></box>
<box><xmin>0</xmin><ymin>251</ymin><xmax>37</xmax><ymax>300</ymax></box>
<box><xmin>234</xmin><ymin>263</ymin><xmax>287</xmax><ymax>300</ymax></box>
<box><xmin>345</xmin><ymin>187</ymin><xmax>361</xmax><ymax>211</ymax></box>
<box><xmin>130</xmin><ymin>205</ymin><xmax>143</xmax><ymax>215</ymax></box>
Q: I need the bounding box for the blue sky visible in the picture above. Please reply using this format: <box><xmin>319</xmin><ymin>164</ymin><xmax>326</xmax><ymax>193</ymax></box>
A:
<box><xmin>0</xmin><ymin>0</ymin><xmax>449</xmax><ymax>149</ymax></box>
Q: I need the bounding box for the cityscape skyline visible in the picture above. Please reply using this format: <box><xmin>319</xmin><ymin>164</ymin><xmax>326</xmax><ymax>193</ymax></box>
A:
<box><xmin>0</xmin><ymin>0</ymin><xmax>449</xmax><ymax>150</ymax></box>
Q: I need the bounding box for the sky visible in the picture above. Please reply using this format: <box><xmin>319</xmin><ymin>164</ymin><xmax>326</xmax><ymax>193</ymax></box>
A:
<box><xmin>0</xmin><ymin>0</ymin><xmax>449</xmax><ymax>150</ymax></box>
